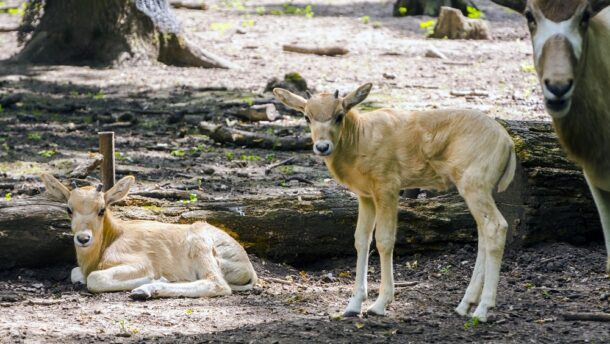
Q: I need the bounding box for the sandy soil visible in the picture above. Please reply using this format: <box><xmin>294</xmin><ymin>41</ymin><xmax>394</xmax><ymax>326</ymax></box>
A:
<box><xmin>2</xmin><ymin>0</ymin><xmax>608</xmax><ymax>343</ymax></box>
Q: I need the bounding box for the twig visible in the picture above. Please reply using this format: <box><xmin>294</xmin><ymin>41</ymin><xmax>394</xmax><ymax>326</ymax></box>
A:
<box><xmin>26</xmin><ymin>299</ymin><xmax>62</xmax><ymax>306</ymax></box>
<box><xmin>171</xmin><ymin>0</ymin><xmax>208</xmax><ymax>10</ymax></box>
<box><xmin>0</xmin><ymin>25</ymin><xmax>19</xmax><ymax>32</ymax></box>
<box><xmin>285</xmin><ymin>176</ymin><xmax>313</xmax><ymax>185</ymax></box>
<box><xmin>265</xmin><ymin>157</ymin><xmax>296</xmax><ymax>175</ymax></box>
<box><xmin>283</xmin><ymin>45</ymin><xmax>349</xmax><ymax>57</ymax></box>
<box><xmin>443</xmin><ymin>61</ymin><xmax>474</xmax><ymax>66</ymax></box>
<box><xmin>395</xmin><ymin>281</ymin><xmax>418</xmax><ymax>287</ymax></box>
<box><xmin>450</xmin><ymin>90</ymin><xmax>489</xmax><ymax>97</ymax></box>
<box><xmin>562</xmin><ymin>312</ymin><xmax>610</xmax><ymax>322</ymax></box>
<box><xmin>404</xmin><ymin>84</ymin><xmax>440</xmax><ymax>90</ymax></box>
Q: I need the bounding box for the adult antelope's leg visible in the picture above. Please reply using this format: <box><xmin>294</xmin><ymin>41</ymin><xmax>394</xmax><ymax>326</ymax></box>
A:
<box><xmin>465</xmin><ymin>192</ymin><xmax>508</xmax><ymax>322</ymax></box>
<box><xmin>343</xmin><ymin>196</ymin><xmax>376</xmax><ymax>317</ymax></box>
<box><xmin>584</xmin><ymin>173</ymin><xmax>610</xmax><ymax>273</ymax></box>
<box><xmin>367</xmin><ymin>192</ymin><xmax>398</xmax><ymax>316</ymax></box>
<box><xmin>87</xmin><ymin>265</ymin><xmax>152</xmax><ymax>293</ymax></box>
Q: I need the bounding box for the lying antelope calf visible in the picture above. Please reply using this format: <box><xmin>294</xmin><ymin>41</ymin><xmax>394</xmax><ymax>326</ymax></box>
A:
<box><xmin>274</xmin><ymin>84</ymin><xmax>516</xmax><ymax>321</ymax></box>
<box><xmin>41</xmin><ymin>174</ymin><xmax>257</xmax><ymax>299</ymax></box>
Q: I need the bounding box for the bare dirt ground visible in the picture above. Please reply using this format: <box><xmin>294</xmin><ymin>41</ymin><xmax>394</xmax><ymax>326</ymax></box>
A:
<box><xmin>1</xmin><ymin>243</ymin><xmax>610</xmax><ymax>343</ymax></box>
<box><xmin>2</xmin><ymin>0</ymin><xmax>609</xmax><ymax>343</ymax></box>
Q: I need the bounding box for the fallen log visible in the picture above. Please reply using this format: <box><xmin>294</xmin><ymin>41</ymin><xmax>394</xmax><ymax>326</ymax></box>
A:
<box><xmin>431</xmin><ymin>6</ymin><xmax>491</xmax><ymax>40</ymax></box>
<box><xmin>282</xmin><ymin>45</ymin><xmax>349</xmax><ymax>57</ymax></box>
<box><xmin>235</xmin><ymin>104</ymin><xmax>279</xmax><ymax>122</ymax></box>
<box><xmin>171</xmin><ymin>0</ymin><xmax>208</xmax><ymax>10</ymax></box>
<box><xmin>199</xmin><ymin>121</ymin><xmax>312</xmax><ymax>151</ymax></box>
<box><xmin>0</xmin><ymin>120</ymin><xmax>602</xmax><ymax>269</ymax></box>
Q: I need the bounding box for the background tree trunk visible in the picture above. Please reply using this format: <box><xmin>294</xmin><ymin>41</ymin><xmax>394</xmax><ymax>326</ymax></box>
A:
<box><xmin>15</xmin><ymin>0</ymin><xmax>232</xmax><ymax>68</ymax></box>
<box><xmin>393</xmin><ymin>0</ymin><xmax>477</xmax><ymax>17</ymax></box>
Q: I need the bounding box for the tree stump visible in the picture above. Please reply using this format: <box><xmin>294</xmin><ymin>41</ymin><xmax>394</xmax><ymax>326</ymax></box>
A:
<box><xmin>0</xmin><ymin>120</ymin><xmax>602</xmax><ymax>269</ymax></box>
<box><xmin>14</xmin><ymin>0</ymin><xmax>233</xmax><ymax>68</ymax></box>
<box><xmin>431</xmin><ymin>6</ymin><xmax>491</xmax><ymax>40</ymax></box>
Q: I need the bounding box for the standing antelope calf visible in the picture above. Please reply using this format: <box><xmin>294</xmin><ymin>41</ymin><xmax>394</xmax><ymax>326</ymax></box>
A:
<box><xmin>41</xmin><ymin>174</ymin><xmax>257</xmax><ymax>299</ymax></box>
<box><xmin>274</xmin><ymin>84</ymin><xmax>516</xmax><ymax>321</ymax></box>
<box><xmin>490</xmin><ymin>0</ymin><xmax>610</xmax><ymax>272</ymax></box>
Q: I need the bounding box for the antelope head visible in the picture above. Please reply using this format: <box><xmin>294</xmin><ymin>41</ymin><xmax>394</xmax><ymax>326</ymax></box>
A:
<box><xmin>41</xmin><ymin>174</ymin><xmax>134</xmax><ymax>250</ymax></box>
<box><xmin>492</xmin><ymin>0</ymin><xmax>610</xmax><ymax>118</ymax></box>
<box><xmin>273</xmin><ymin>83</ymin><xmax>372</xmax><ymax>156</ymax></box>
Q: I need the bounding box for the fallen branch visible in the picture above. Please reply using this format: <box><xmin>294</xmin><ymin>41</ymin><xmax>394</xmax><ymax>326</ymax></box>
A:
<box><xmin>450</xmin><ymin>90</ymin><xmax>489</xmax><ymax>97</ymax></box>
<box><xmin>0</xmin><ymin>25</ymin><xmax>19</xmax><ymax>32</ymax></box>
<box><xmin>69</xmin><ymin>154</ymin><xmax>103</xmax><ymax>179</ymax></box>
<box><xmin>395</xmin><ymin>281</ymin><xmax>418</xmax><ymax>287</ymax></box>
<box><xmin>235</xmin><ymin>104</ymin><xmax>279</xmax><ymax>122</ymax></box>
<box><xmin>562</xmin><ymin>312</ymin><xmax>610</xmax><ymax>322</ymax></box>
<box><xmin>26</xmin><ymin>299</ymin><xmax>62</xmax><ymax>306</ymax></box>
<box><xmin>285</xmin><ymin>176</ymin><xmax>313</xmax><ymax>185</ymax></box>
<box><xmin>199</xmin><ymin>121</ymin><xmax>312</xmax><ymax>151</ymax></box>
<box><xmin>171</xmin><ymin>0</ymin><xmax>208</xmax><ymax>10</ymax></box>
<box><xmin>265</xmin><ymin>157</ymin><xmax>296</xmax><ymax>175</ymax></box>
<box><xmin>282</xmin><ymin>45</ymin><xmax>349</xmax><ymax>57</ymax></box>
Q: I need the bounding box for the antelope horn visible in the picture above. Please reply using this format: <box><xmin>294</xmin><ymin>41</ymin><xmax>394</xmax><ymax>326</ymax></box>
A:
<box><xmin>334</xmin><ymin>90</ymin><xmax>339</xmax><ymax>99</ymax></box>
<box><xmin>305</xmin><ymin>90</ymin><xmax>313</xmax><ymax>99</ymax></box>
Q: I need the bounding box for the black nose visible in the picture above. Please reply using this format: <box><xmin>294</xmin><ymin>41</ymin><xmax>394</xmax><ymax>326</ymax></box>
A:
<box><xmin>76</xmin><ymin>233</ymin><xmax>91</xmax><ymax>244</ymax></box>
<box><xmin>315</xmin><ymin>142</ymin><xmax>330</xmax><ymax>153</ymax></box>
<box><xmin>545</xmin><ymin>79</ymin><xmax>573</xmax><ymax>98</ymax></box>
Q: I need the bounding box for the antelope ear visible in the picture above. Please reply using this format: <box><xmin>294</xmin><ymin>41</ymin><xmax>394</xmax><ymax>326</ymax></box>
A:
<box><xmin>40</xmin><ymin>173</ymin><xmax>71</xmax><ymax>202</ymax></box>
<box><xmin>590</xmin><ymin>0</ymin><xmax>610</xmax><ymax>15</ymax></box>
<box><xmin>104</xmin><ymin>176</ymin><xmax>135</xmax><ymax>204</ymax></box>
<box><xmin>273</xmin><ymin>88</ymin><xmax>307</xmax><ymax>112</ymax></box>
<box><xmin>490</xmin><ymin>0</ymin><xmax>526</xmax><ymax>13</ymax></box>
<box><xmin>343</xmin><ymin>83</ymin><xmax>372</xmax><ymax>111</ymax></box>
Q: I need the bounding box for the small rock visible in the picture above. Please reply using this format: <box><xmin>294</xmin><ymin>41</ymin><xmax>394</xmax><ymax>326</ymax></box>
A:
<box><xmin>382</xmin><ymin>73</ymin><xmax>396</xmax><ymax>80</ymax></box>
<box><xmin>424</xmin><ymin>46</ymin><xmax>447</xmax><ymax>59</ymax></box>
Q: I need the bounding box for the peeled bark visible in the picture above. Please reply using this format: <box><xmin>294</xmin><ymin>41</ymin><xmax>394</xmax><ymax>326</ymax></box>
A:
<box><xmin>0</xmin><ymin>120</ymin><xmax>602</xmax><ymax>269</ymax></box>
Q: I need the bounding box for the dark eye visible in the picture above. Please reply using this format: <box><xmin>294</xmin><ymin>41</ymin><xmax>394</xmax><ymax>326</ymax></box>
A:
<box><xmin>581</xmin><ymin>11</ymin><xmax>591</xmax><ymax>28</ymax></box>
<box><xmin>98</xmin><ymin>208</ymin><xmax>105</xmax><ymax>217</ymax></box>
<box><xmin>305</xmin><ymin>116</ymin><xmax>311</xmax><ymax>124</ymax></box>
<box><xmin>335</xmin><ymin>113</ymin><xmax>344</xmax><ymax>124</ymax></box>
<box><xmin>525</xmin><ymin>11</ymin><xmax>536</xmax><ymax>26</ymax></box>
<box><xmin>66</xmin><ymin>207</ymin><xmax>73</xmax><ymax>216</ymax></box>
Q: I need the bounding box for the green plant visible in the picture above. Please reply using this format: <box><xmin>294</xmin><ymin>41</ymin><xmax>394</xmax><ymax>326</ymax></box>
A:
<box><xmin>185</xmin><ymin>308</ymin><xmax>194</xmax><ymax>315</ymax></box>
<box><xmin>240</xmin><ymin>154</ymin><xmax>262</xmax><ymax>161</ymax></box>
<box><xmin>226</xmin><ymin>151</ymin><xmax>234</xmax><ymax>160</ymax></box>
<box><xmin>463</xmin><ymin>316</ymin><xmax>480</xmax><ymax>330</ymax></box>
<box><xmin>439</xmin><ymin>265</ymin><xmax>451</xmax><ymax>274</ymax></box>
<box><xmin>541</xmin><ymin>290</ymin><xmax>551</xmax><ymax>299</ymax></box>
<box><xmin>520</xmin><ymin>63</ymin><xmax>536</xmax><ymax>73</ymax></box>
<box><xmin>361</xmin><ymin>15</ymin><xmax>370</xmax><ymax>24</ymax></box>
<box><xmin>4</xmin><ymin>193</ymin><xmax>11</xmax><ymax>201</ymax></box>
<box><xmin>265</xmin><ymin>153</ymin><xmax>276</xmax><ymax>161</ymax></box>
<box><xmin>114</xmin><ymin>151</ymin><xmax>124</xmax><ymax>161</ymax></box>
<box><xmin>93</xmin><ymin>91</ymin><xmax>105</xmax><ymax>100</ymax></box>
<box><xmin>242</xmin><ymin>96</ymin><xmax>254</xmax><ymax>106</ymax></box>
<box><xmin>399</xmin><ymin>7</ymin><xmax>407</xmax><ymax>15</ymax></box>
<box><xmin>27</xmin><ymin>132</ymin><xmax>42</xmax><ymax>141</ymax></box>
<box><xmin>171</xmin><ymin>149</ymin><xmax>186</xmax><ymax>157</ymax></box>
<box><xmin>255</xmin><ymin>6</ymin><xmax>265</xmax><ymax>15</ymax></box>
<box><xmin>466</xmin><ymin>6</ymin><xmax>484</xmax><ymax>19</ymax></box>
<box><xmin>523</xmin><ymin>282</ymin><xmax>535</xmax><ymax>290</ymax></box>
<box><xmin>279</xmin><ymin>165</ymin><xmax>295</xmax><ymax>175</ymax></box>
<box><xmin>0</xmin><ymin>104</ymin><xmax>3</xmax><ymax>113</ymax></box>
<box><xmin>372</xmin><ymin>21</ymin><xmax>382</xmax><ymax>29</ymax></box>
<box><xmin>242</xmin><ymin>19</ymin><xmax>255</xmax><ymax>27</ymax></box>
<box><xmin>210</xmin><ymin>22</ymin><xmax>235</xmax><ymax>35</ymax></box>
<box><xmin>420</xmin><ymin>20</ymin><xmax>436</xmax><ymax>36</ymax></box>
<box><xmin>38</xmin><ymin>150</ymin><xmax>56</xmax><ymax>158</ymax></box>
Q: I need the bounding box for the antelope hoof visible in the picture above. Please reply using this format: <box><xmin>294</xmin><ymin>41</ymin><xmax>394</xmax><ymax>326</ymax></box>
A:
<box><xmin>342</xmin><ymin>310</ymin><xmax>361</xmax><ymax>318</ymax></box>
<box><xmin>366</xmin><ymin>308</ymin><xmax>385</xmax><ymax>317</ymax></box>
<box><xmin>455</xmin><ymin>301</ymin><xmax>473</xmax><ymax>317</ymax></box>
<box><xmin>129</xmin><ymin>288</ymin><xmax>152</xmax><ymax>301</ymax></box>
<box><xmin>472</xmin><ymin>305</ymin><xmax>490</xmax><ymax>323</ymax></box>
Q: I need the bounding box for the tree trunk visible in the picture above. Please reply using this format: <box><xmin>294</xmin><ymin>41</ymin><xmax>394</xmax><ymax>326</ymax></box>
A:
<box><xmin>14</xmin><ymin>0</ymin><xmax>232</xmax><ymax>68</ymax></box>
<box><xmin>0</xmin><ymin>120</ymin><xmax>602</xmax><ymax>269</ymax></box>
<box><xmin>393</xmin><ymin>0</ymin><xmax>476</xmax><ymax>17</ymax></box>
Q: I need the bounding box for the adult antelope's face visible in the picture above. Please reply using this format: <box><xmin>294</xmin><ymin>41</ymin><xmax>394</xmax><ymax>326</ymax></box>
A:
<box><xmin>273</xmin><ymin>83</ymin><xmax>372</xmax><ymax>156</ymax></box>
<box><xmin>41</xmin><ymin>174</ymin><xmax>134</xmax><ymax>249</ymax></box>
<box><xmin>492</xmin><ymin>0</ymin><xmax>610</xmax><ymax>118</ymax></box>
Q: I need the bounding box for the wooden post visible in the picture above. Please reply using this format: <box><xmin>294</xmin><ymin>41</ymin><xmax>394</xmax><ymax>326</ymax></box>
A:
<box><xmin>98</xmin><ymin>132</ymin><xmax>115</xmax><ymax>191</ymax></box>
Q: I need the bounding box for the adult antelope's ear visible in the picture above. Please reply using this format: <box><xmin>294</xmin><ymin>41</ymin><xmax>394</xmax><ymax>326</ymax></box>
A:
<box><xmin>104</xmin><ymin>176</ymin><xmax>135</xmax><ymax>204</ymax></box>
<box><xmin>273</xmin><ymin>88</ymin><xmax>307</xmax><ymax>112</ymax></box>
<box><xmin>343</xmin><ymin>83</ymin><xmax>372</xmax><ymax>111</ymax></box>
<box><xmin>40</xmin><ymin>173</ymin><xmax>71</xmax><ymax>202</ymax></box>
<box><xmin>590</xmin><ymin>0</ymin><xmax>610</xmax><ymax>15</ymax></box>
<box><xmin>490</xmin><ymin>0</ymin><xmax>527</xmax><ymax>13</ymax></box>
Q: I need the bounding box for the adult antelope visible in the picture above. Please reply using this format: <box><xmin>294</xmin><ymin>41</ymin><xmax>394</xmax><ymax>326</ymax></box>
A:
<box><xmin>274</xmin><ymin>84</ymin><xmax>516</xmax><ymax>321</ymax></box>
<box><xmin>491</xmin><ymin>0</ymin><xmax>610</xmax><ymax>271</ymax></box>
<box><xmin>41</xmin><ymin>174</ymin><xmax>257</xmax><ymax>299</ymax></box>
